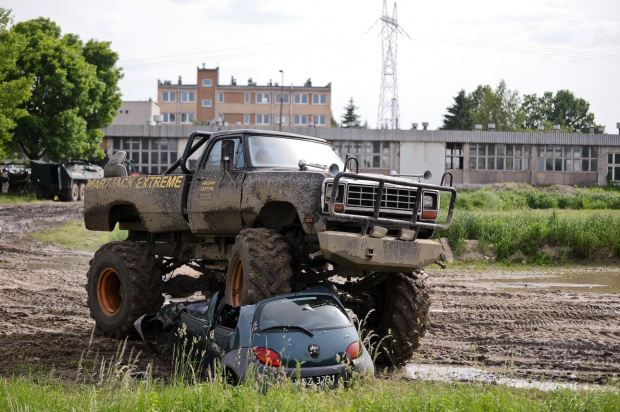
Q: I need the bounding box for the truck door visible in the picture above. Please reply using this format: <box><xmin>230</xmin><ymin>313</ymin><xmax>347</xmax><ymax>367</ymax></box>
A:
<box><xmin>187</xmin><ymin>136</ymin><xmax>245</xmax><ymax>235</ymax></box>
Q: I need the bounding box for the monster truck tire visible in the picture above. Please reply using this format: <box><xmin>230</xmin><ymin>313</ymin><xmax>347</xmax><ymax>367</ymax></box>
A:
<box><xmin>368</xmin><ymin>272</ymin><xmax>431</xmax><ymax>365</ymax></box>
<box><xmin>225</xmin><ymin>228</ymin><xmax>293</xmax><ymax>306</ymax></box>
<box><xmin>86</xmin><ymin>241</ymin><xmax>164</xmax><ymax>338</ymax></box>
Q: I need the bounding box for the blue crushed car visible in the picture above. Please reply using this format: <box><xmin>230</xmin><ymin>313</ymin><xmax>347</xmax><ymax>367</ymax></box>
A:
<box><xmin>135</xmin><ymin>286</ymin><xmax>374</xmax><ymax>386</ymax></box>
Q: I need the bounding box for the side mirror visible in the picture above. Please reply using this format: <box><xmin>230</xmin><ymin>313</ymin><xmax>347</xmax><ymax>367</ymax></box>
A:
<box><xmin>221</xmin><ymin>139</ymin><xmax>235</xmax><ymax>171</ymax></box>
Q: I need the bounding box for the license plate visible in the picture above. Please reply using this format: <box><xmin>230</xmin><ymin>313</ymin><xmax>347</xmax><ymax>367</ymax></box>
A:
<box><xmin>293</xmin><ymin>374</ymin><xmax>337</xmax><ymax>388</ymax></box>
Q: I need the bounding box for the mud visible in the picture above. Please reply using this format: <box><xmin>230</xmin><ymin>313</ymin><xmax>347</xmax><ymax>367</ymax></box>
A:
<box><xmin>0</xmin><ymin>201</ymin><xmax>619</xmax><ymax>384</ymax></box>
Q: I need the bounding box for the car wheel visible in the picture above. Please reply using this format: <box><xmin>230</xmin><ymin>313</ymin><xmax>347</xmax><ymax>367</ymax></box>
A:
<box><xmin>225</xmin><ymin>228</ymin><xmax>292</xmax><ymax>306</ymax></box>
<box><xmin>366</xmin><ymin>272</ymin><xmax>431</xmax><ymax>365</ymax></box>
<box><xmin>86</xmin><ymin>241</ymin><xmax>164</xmax><ymax>337</ymax></box>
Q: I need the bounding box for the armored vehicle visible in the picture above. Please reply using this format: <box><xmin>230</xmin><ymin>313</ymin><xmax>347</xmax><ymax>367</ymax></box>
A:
<box><xmin>31</xmin><ymin>160</ymin><xmax>104</xmax><ymax>201</ymax></box>
<box><xmin>83</xmin><ymin>130</ymin><xmax>456</xmax><ymax>364</ymax></box>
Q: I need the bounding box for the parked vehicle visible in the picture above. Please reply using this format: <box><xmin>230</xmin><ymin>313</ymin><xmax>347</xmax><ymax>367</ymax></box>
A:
<box><xmin>135</xmin><ymin>287</ymin><xmax>374</xmax><ymax>386</ymax></box>
<box><xmin>31</xmin><ymin>160</ymin><xmax>104</xmax><ymax>201</ymax></box>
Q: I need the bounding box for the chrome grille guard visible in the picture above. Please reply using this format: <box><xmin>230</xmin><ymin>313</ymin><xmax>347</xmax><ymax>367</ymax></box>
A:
<box><xmin>328</xmin><ymin>172</ymin><xmax>457</xmax><ymax>230</ymax></box>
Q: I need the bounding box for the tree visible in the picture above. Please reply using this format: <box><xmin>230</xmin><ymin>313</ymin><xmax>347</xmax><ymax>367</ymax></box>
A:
<box><xmin>521</xmin><ymin>90</ymin><xmax>595</xmax><ymax>133</ymax></box>
<box><xmin>440</xmin><ymin>90</ymin><xmax>474</xmax><ymax>130</ymax></box>
<box><xmin>0</xmin><ymin>9</ymin><xmax>33</xmax><ymax>159</ymax></box>
<box><xmin>5</xmin><ymin>17</ymin><xmax>122</xmax><ymax>161</ymax></box>
<box><xmin>470</xmin><ymin>80</ymin><xmax>524</xmax><ymax>131</ymax></box>
<box><xmin>341</xmin><ymin>97</ymin><xmax>360</xmax><ymax>127</ymax></box>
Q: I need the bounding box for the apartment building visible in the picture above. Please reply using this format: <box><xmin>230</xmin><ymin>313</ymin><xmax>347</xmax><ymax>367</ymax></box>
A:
<box><xmin>157</xmin><ymin>67</ymin><xmax>332</xmax><ymax>127</ymax></box>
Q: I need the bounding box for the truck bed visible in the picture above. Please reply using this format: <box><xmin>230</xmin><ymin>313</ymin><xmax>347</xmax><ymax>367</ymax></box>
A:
<box><xmin>83</xmin><ymin>174</ymin><xmax>189</xmax><ymax>233</ymax></box>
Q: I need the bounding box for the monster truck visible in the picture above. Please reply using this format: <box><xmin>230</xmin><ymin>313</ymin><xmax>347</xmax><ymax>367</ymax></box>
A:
<box><xmin>83</xmin><ymin>130</ymin><xmax>456</xmax><ymax>364</ymax></box>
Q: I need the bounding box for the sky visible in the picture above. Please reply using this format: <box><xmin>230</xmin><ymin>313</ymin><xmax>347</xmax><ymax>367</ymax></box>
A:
<box><xmin>5</xmin><ymin>0</ymin><xmax>620</xmax><ymax>132</ymax></box>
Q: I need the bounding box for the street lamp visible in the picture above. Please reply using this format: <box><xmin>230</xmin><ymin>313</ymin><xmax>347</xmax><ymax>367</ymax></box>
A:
<box><xmin>279</xmin><ymin>70</ymin><xmax>284</xmax><ymax>131</ymax></box>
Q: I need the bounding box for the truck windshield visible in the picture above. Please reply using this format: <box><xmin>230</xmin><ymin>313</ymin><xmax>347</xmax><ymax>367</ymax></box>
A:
<box><xmin>248</xmin><ymin>135</ymin><xmax>345</xmax><ymax>170</ymax></box>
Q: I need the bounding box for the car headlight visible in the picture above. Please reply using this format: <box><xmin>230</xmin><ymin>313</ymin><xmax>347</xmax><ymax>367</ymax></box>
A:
<box><xmin>423</xmin><ymin>194</ymin><xmax>434</xmax><ymax>208</ymax></box>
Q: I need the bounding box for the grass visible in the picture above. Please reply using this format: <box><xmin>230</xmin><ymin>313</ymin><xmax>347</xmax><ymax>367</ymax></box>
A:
<box><xmin>0</xmin><ymin>375</ymin><xmax>618</xmax><ymax>411</ymax></box>
<box><xmin>0</xmin><ymin>194</ymin><xmax>43</xmax><ymax>204</ymax></box>
<box><xmin>29</xmin><ymin>220</ymin><xmax>127</xmax><ymax>252</ymax></box>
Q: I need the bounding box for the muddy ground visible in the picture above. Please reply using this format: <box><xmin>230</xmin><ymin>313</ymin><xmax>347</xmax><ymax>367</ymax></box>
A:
<box><xmin>0</xmin><ymin>202</ymin><xmax>619</xmax><ymax>384</ymax></box>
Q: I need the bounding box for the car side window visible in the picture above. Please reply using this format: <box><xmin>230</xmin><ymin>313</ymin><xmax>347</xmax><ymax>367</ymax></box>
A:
<box><xmin>202</xmin><ymin>138</ymin><xmax>244</xmax><ymax>171</ymax></box>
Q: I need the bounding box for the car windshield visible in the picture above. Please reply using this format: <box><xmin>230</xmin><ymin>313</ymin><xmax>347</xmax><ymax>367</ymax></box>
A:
<box><xmin>256</xmin><ymin>295</ymin><xmax>351</xmax><ymax>331</ymax></box>
<box><xmin>248</xmin><ymin>135</ymin><xmax>345</xmax><ymax>170</ymax></box>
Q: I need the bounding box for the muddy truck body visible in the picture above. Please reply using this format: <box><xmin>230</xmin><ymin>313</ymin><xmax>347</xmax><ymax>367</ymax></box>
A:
<box><xmin>83</xmin><ymin>130</ymin><xmax>456</xmax><ymax>364</ymax></box>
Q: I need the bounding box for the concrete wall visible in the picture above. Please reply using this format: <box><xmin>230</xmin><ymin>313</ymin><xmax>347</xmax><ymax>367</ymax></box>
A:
<box><xmin>399</xmin><ymin>142</ymin><xmax>445</xmax><ymax>186</ymax></box>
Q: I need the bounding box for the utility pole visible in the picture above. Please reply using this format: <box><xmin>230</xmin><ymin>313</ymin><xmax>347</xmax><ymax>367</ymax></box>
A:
<box><xmin>279</xmin><ymin>70</ymin><xmax>284</xmax><ymax>131</ymax></box>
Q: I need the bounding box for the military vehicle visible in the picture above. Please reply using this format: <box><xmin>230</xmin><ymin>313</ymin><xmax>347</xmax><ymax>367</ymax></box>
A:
<box><xmin>83</xmin><ymin>130</ymin><xmax>456</xmax><ymax>364</ymax></box>
<box><xmin>31</xmin><ymin>160</ymin><xmax>104</xmax><ymax>201</ymax></box>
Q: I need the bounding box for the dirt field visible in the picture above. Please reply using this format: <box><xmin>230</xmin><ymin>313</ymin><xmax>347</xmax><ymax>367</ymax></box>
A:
<box><xmin>0</xmin><ymin>202</ymin><xmax>619</xmax><ymax>384</ymax></box>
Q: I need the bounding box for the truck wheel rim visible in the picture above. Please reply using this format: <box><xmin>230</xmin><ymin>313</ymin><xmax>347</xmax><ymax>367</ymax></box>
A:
<box><xmin>98</xmin><ymin>268</ymin><xmax>122</xmax><ymax>316</ymax></box>
<box><xmin>230</xmin><ymin>258</ymin><xmax>243</xmax><ymax>306</ymax></box>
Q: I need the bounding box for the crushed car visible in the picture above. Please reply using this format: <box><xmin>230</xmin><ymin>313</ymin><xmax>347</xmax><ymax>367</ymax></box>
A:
<box><xmin>135</xmin><ymin>286</ymin><xmax>374</xmax><ymax>387</ymax></box>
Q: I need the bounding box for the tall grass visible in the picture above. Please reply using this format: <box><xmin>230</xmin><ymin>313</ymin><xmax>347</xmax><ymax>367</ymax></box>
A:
<box><xmin>444</xmin><ymin>210</ymin><xmax>620</xmax><ymax>262</ymax></box>
<box><xmin>1</xmin><ymin>374</ymin><xmax>618</xmax><ymax>411</ymax></box>
<box><xmin>446</xmin><ymin>185</ymin><xmax>620</xmax><ymax>212</ymax></box>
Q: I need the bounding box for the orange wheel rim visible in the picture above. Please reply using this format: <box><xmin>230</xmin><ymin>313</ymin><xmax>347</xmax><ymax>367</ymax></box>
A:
<box><xmin>229</xmin><ymin>258</ymin><xmax>243</xmax><ymax>306</ymax></box>
<box><xmin>97</xmin><ymin>267</ymin><xmax>122</xmax><ymax>316</ymax></box>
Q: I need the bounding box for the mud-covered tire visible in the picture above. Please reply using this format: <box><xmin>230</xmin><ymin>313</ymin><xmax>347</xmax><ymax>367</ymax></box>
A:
<box><xmin>86</xmin><ymin>241</ymin><xmax>164</xmax><ymax>338</ymax></box>
<box><xmin>367</xmin><ymin>272</ymin><xmax>431</xmax><ymax>365</ymax></box>
<box><xmin>78</xmin><ymin>182</ymin><xmax>86</xmax><ymax>201</ymax></box>
<box><xmin>225</xmin><ymin>228</ymin><xmax>292</xmax><ymax>306</ymax></box>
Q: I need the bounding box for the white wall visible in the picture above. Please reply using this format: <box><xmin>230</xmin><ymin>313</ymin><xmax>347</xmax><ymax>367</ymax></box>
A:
<box><xmin>399</xmin><ymin>142</ymin><xmax>445</xmax><ymax>186</ymax></box>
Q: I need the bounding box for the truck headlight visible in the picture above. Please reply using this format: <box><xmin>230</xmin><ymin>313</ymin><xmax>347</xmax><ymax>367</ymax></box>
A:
<box><xmin>423</xmin><ymin>194</ymin><xmax>434</xmax><ymax>208</ymax></box>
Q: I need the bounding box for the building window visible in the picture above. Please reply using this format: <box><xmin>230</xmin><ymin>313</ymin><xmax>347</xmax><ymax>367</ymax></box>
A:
<box><xmin>180</xmin><ymin>113</ymin><xmax>195</xmax><ymax>124</ymax></box>
<box><xmin>275</xmin><ymin>93</ymin><xmax>289</xmax><ymax>104</ymax></box>
<box><xmin>256</xmin><ymin>114</ymin><xmax>270</xmax><ymax>125</ymax></box>
<box><xmin>201</xmin><ymin>99</ymin><xmax>212</xmax><ymax>107</ymax></box>
<box><xmin>294</xmin><ymin>93</ymin><xmax>308</xmax><ymax>104</ymax></box>
<box><xmin>608</xmin><ymin>153</ymin><xmax>620</xmax><ymax>181</ymax></box>
<box><xmin>244</xmin><ymin>93</ymin><xmax>250</xmax><ymax>104</ymax></box>
<box><xmin>275</xmin><ymin>114</ymin><xmax>289</xmax><ymax>126</ymax></box>
<box><xmin>469</xmin><ymin>144</ymin><xmax>532</xmax><ymax>171</ymax></box>
<box><xmin>219</xmin><ymin>93</ymin><xmax>224</xmax><ymax>103</ymax></box>
<box><xmin>181</xmin><ymin>92</ymin><xmax>195</xmax><ymax>103</ymax></box>
<box><xmin>537</xmin><ymin>145</ymin><xmax>597</xmax><ymax>172</ymax></box>
<box><xmin>162</xmin><ymin>92</ymin><xmax>176</xmax><ymax>102</ymax></box>
<box><xmin>162</xmin><ymin>113</ymin><xmax>176</xmax><ymax>123</ymax></box>
<box><xmin>446</xmin><ymin>143</ymin><xmax>463</xmax><ymax>169</ymax></box>
<box><xmin>312</xmin><ymin>94</ymin><xmax>327</xmax><ymax>105</ymax></box>
<box><xmin>333</xmin><ymin>141</ymin><xmax>390</xmax><ymax>169</ymax></box>
<box><xmin>256</xmin><ymin>93</ymin><xmax>270</xmax><ymax>104</ymax></box>
<box><xmin>202</xmin><ymin>79</ymin><xmax>212</xmax><ymax>87</ymax></box>
<box><xmin>312</xmin><ymin>115</ymin><xmax>326</xmax><ymax>126</ymax></box>
<box><xmin>293</xmin><ymin>114</ymin><xmax>307</xmax><ymax>125</ymax></box>
<box><xmin>244</xmin><ymin>114</ymin><xmax>250</xmax><ymax>125</ymax></box>
<box><xmin>113</xmin><ymin>137</ymin><xmax>178</xmax><ymax>175</ymax></box>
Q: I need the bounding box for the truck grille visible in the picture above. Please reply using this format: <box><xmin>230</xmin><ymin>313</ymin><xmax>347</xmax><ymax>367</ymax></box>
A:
<box><xmin>346</xmin><ymin>184</ymin><xmax>416</xmax><ymax>212</ymax></box>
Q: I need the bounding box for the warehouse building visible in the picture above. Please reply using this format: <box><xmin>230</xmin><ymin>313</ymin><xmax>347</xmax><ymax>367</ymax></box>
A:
<box><xmin>100</xmin><ymin>124</ymin><xmax>620</xmax><ymax>187</ymax></box>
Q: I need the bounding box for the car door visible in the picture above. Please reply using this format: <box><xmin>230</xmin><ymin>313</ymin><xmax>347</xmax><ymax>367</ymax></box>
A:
<box><xmin>187</xmin><ymin>136</ymin><xmax>246</xmax><ymax>235</ymax></box>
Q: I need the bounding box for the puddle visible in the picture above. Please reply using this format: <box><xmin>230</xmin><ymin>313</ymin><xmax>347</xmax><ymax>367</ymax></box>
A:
<box><xmin>491</xmin><ymin>271</ymin><xmax>620</xmax><ymax>293</ymax></box>
<box><xmin>406</xmin><ymin>364</ymin><xmax>609</xmax><ymax>392</ymax></box>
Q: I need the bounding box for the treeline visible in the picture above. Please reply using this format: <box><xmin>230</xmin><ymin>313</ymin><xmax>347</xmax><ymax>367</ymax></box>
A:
<box><xmin>440</xmin><ymin>80</ymin><xmax>598</xmax><ymax>133</ymax></box>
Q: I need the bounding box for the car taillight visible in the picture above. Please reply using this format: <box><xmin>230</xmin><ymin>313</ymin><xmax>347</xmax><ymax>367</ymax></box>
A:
<box><xmin>253</xmin><ymin>347</ymin><xmax>281</xmax><ymax>367</ymax></box>
<box><xmin>345</xmin><ymin>341</ymin><xmax>360</xmax><ymax>361</ymax></box>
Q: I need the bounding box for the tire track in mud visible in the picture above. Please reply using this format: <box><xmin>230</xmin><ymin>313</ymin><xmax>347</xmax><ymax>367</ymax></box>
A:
<box><xmin>421</xmin><ymin>270</ymin><xmax>620</xmax><ymax>383</ymax></box>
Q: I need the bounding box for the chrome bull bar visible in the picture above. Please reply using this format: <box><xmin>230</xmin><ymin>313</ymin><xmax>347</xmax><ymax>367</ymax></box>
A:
<box><xmin>328</xmin><ymin>172</ymin><xmax>457</xmax><ymax>231</ymax></box>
